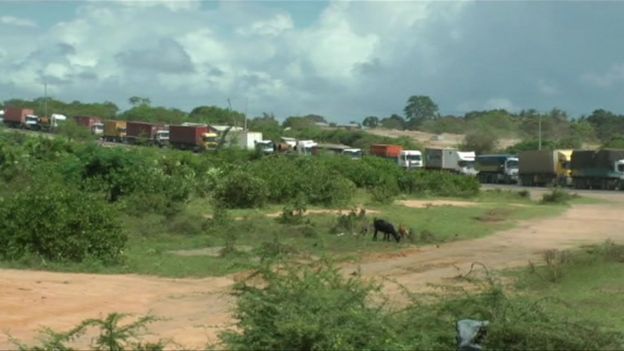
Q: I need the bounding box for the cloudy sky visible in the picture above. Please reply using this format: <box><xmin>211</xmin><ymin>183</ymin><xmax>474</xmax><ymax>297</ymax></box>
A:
<box><xmin>1</xmin><ymin>0</ymin><xmax>623</xmax><ymax>121</ymax></box>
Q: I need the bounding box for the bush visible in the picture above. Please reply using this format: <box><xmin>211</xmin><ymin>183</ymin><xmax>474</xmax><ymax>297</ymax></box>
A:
<box><xmin>0</xmin><ymin>182</ymin><xmax>126</xmax><ymax>263</ymax></box>
<box><xmin>541</xmin><ymin>188</ymin><xmax>577</xmax><ymax>204</ymax></box>
<box><xmin>398</xmin><ymin>171</ymin><xmax>480</xmax><ymax>197</ymax></box>
<box><xmin>214</xmin><ymin>169</ymin><xmax>269</xmax><ymax>208</ymax></box>
<box><xmin>220</xmin><ymin>260</ymin><xmax>403</xmax><ymax>350</ymax></box>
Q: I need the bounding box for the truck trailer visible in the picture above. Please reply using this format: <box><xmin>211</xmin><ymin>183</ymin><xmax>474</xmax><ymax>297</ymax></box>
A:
<box><xmin>103</xmin><ymin>120</ymin><xmax>127</xmax><ymax>142</ymax></box>
<box><xmin>571</xmin><ymin>149</ymin><xmax>624</xmax><ymax>190</ymax></box>
<box><xmin>369</xmin><ymin>144</ymin><xmax>422</xmax><ymax>169</ymax></box>
<box><xmin>518</xmin><ymin>150</ymin><xmax>572</xmax><ymax>186</ymax></box>
<box><xmin>126</xmin><ymin>121</ymin><xmax>169</xmax><ymax>146</ymax></box>
<box><xmin>3</xmin><ymin>107</ymin><xmax>37</xmax><ymax>129</ymax></box>
<box><xmin>476</xmin><ymin>154</ymin><xmax>518</xmax><ymax>184</ymax></box>
<box><xmin>424</xmin><ymin>148</ymin><xmax>477</xmax><ymax>176</ymax></box>
<box><xmin>169</xmin><ymin>125</ymin><xmax>218</xmax><ymax>152</ymax></box>
<box><xmin>74</xmin><ymin>116</ymin><xmax>103</xmax><ymax>135</ymax></box>
<box><xmin>225</xmin><ymin>131</ymin><xmax>264</xmax><ymax>150</ymax></box>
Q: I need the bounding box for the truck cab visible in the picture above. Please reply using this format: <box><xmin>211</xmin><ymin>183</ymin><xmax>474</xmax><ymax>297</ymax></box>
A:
<box><xmin>296</xmin><ymin>140</ymin><xmax>318</xmax><ymax>156</ymax></box>
<box><xmin>156</xmin><ymin>130</ymin><xmax>170</xmax><ymax>144</ymax></box>
<box><xmin>457</xmin><ymin>151</ymin><xmax>478</xmax><ymax>176</ymax></box>
<box><xmin>342</xmin><ymin>148</ymin><xmax>363</xmax><ymax>160</ymax></box>
<box><xmin>25</xmin><ymin>114</ymin><xmax>39</xmax><ymax>129</ymax></box>
<box><xmin>476</xmin><ymin>155</ymin><xmax>518</xmax><ymax>184</ymax></box>
<box><xmin>398</xmin><ymin>150</ymin><xmax>423</xmax><ymax>169</ymax></box>
<box><xmin>92</xmin><ymin>122</ymin><xmax>104</xmax><ymax>135</ymax></box>
<box><xmin>255</xmin><ymin>140</ymin><xmax>275</xmax><ymax>154</ymax></box>
<box><xmin>202</xmin><ymin>132</ymin><xmax>219</xmax><ymax>150</ymax></box>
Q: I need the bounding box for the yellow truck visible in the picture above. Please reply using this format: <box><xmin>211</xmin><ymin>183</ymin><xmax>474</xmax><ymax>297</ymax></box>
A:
<box><xmin>103</xmin><ymin>120</ymin><xmax>127</xmax><ymax>142</ymax></box>
<box><xmin>518</xmin><ymin>149</ymin><xmax>572</xmax><ymax>186</ymax></box>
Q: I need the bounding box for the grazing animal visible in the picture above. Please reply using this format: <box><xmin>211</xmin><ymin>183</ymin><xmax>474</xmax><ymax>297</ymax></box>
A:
<box><xmin>373</xmin><ymin>218</ymin><xmax>401</xmax><ymax>243</ymax></box>
<box><xmin>398</xmin><ymin>225</ymin><xmax>411</xmax><ymax>240</ymax></box>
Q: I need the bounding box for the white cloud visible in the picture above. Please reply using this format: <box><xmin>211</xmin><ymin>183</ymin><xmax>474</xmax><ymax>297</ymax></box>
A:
<box><xmin>1</xmin><ymin>16</ymin><xmax>37</xmax><ymax>28</ymax></box>
<box><xmin>537</xmin><ymin>79</ymin><xmax>560</xmax><ymax>96</ymax></box>
<box><xmin>237</xmin><ymin>14</ymin><xmax>293</xmax><ymax>36</ymax></box>
<box><xmin>582</xmin><ymin>63</ymin><xmax>624</xmax><ymax>88</ymax></box>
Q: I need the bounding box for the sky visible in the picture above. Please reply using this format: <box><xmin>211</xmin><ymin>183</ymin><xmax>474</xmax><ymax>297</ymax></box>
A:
<box><xmin>1</xmin><ymin>0</ymin><xmax>624</xmax><ymax>122</ymax></box>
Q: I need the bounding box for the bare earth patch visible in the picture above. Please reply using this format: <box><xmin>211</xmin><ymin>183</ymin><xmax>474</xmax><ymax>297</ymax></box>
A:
<box><xmin>3</xmin><ymin>193</ymin><xmax>624</xmax><ymax>349</ymax></box>
<box><xmin>265</xmin><ymin>207</ymin><xmax>380</xmax><ymax>218</ymax></box>
<box><xmin>397</xmin><ymin>199</ymin><xmax>478</xmax><ymax>208</ymax></box>
<box><xmin>169</xmin><ymin>246</ymin><xmax>254</xmax><ymax>257</ymax></box>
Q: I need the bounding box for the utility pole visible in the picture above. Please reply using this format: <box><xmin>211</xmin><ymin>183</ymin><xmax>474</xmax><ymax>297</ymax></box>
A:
<box><xmin>44</xmin><ymin>82</ymin><xmax>49</xmax><ymax>131</ymax></box>
<box><xmin>538</xmin><ymin>113</ymin><xmax>542</xmax><ymax>151</ymax></box>
<box><xmin>244</xmin><ymin>98</ymin><xmax>248</xmax><ymax>131</ymax></box>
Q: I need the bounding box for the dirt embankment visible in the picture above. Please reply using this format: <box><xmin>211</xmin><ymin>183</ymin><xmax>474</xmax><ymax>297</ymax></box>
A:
<box><xmin>2</xmin><ymin>192</ymin><xmax>624</xmax><ymax>349</ymax></box>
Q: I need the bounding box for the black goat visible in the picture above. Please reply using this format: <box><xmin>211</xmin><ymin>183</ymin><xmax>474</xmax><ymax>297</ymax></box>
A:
<box><xmin>372</xmin><ymin>218</ymin><xmax>401</xmax><ymax>243</ymax></box>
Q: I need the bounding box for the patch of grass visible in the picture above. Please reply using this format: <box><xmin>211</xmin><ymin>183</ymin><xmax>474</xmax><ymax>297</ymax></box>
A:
<box><xmin>513</xmin><ymin>241</ymin><xmax>624</xmax><ymax>330</ymax></box>
<box><xmin>541</xmin><ymin>187</ymin><xmax>579</xmax><ymax>204</ymax></box>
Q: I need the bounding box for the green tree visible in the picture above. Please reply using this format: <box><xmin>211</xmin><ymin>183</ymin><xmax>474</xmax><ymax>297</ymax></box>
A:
<box><xmin>249</xmin><ymin>113</ymin><xmax>282</xmax><ymax>141</ymax></box>
<box><xmin>362</xmin><ymin>116</ymin><xmax>379</xmax><ymax>128</ymax></box>
<box><xmin>128</xmin><ymin>96</ymin><xmax>151</xmax><ymax>107</ymax></box>
<box><xmin>189</xmin><ymin>105</ymin><xmax>245</xmax><ymax>126</ymax></box>
<box><xmin>462</xmin><ymin>129</ymin><xmax>498</xmax><ymax>154</ymax></box>
<box><xmin>380</xmin><ymin>114</ymin><xmax>405</xmax><ymax>130</ymax></box>
<box><xmin>57</xmin><ymin>119</ymin><xmax>95</xmax><ymax>141</ymax></box>
<box><xmin>404</xmin><ymin>95</ymin><xmax>439</xmax><ymax>126</ymax></box>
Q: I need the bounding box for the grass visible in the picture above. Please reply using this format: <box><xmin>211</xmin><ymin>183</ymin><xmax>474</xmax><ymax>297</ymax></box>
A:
<box><xmin>509</xmin><ymin>242</ymin><xmax>624</xmax><ymax>330</ymax></box>
<box><xmin>0</xmin><ymin>191</ymin><xmax>569</xmax><ymax>278</ymax></box>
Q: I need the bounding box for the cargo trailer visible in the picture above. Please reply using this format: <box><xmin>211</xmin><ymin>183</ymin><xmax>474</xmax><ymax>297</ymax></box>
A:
<box><xmin>126</xmin><ymin>121</ymin><xmax>168</xmax><ymax>146</ymax></box>
<box><xmin>3</xmin><ymin>107</ymin><xmax>37</xmax><ymax>129</ymax></box>
<box><xmin>424</xmin><ymin>148</ymin><xmax>477</xmax><ymax>176</ymax></box>
<box><xmin>518</xmin><ymin>150</ymin><xmax>572</xmax><ymax>186</ymax></box>
<box><xmin>571</xmin><ymin>149</ymin><xmax>624</xmax><ymax>190</ymax></box>
<box><xmin>476</xmin><ymin>154</ymin><xmax>518</xmax><ymax>184</ymax></box>
<box><xmin>369</xmin><ymin>144</ymin><xmax>422</xmax><ymax>169</ymax></box>
<box><xmin>103</xmin><ymin>120</ymin><xmax>127</xmax><ymax>142</ymax></box>
<box><xmin>169</xmin><ymin>125</ymin><xmax>218</xmax><ymax>151</ymax></box>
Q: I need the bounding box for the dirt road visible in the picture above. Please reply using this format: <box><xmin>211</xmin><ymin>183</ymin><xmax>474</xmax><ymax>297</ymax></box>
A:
<box><xmin>2</xmin><ymin>192</ymin><xmax>624</xmax><ymax>349</ymax></box>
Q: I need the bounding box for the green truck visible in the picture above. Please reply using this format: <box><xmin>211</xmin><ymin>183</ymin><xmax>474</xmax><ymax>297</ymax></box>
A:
<box><xmin>475</xmin><ymin>154</ymin><xmax>519</xmax><ymax>184</ymax></box>
<box><xmin>571</xmin><ymin>149</ymin><xmax>624</xmax><ymax>190</ymax></box>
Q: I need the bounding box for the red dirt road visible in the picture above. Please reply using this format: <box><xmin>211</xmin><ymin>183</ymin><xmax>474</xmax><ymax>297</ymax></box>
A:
<box><xmin>2</xmin><ymin>193</ymin><xmax>624</xmax><ymax>349</ymax></box>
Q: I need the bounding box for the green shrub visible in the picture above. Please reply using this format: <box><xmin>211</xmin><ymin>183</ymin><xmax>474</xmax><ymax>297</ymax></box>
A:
<box><xmin>398</xmin><ymin>171</ymin><xmax>480</xmax><ymax>197</ymax></box>
<box><xmin>214</xmin><ymin>169</ymin><xmax>269</xmax><ymax>208</ymax></box>
<box><xmin>0</xmin><ymin>182</ymin><xmax>126</xmax><ymax>263</ymax></box>
<box><xmin>541</xmin><ymin>188</ymin><xmax>577</xmax><ymax>204</ymax></box>
<box><xmin>220</xmin><ymin>260</ymin><xmax>403</xmax><ymax>350</ymax></box>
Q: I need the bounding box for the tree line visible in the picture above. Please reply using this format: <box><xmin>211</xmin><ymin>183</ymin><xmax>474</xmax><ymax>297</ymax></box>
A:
<box><xmin>4</xmin><ymin>95</ymin><xmax>624</xmax><ymax>152</ymax></box>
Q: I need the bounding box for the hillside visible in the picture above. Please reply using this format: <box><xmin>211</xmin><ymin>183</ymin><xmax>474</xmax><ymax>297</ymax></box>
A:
<box><xmin>365</xmin><ymin>128</ymin><xmax>521</xmax><ymax>150</ymax></box>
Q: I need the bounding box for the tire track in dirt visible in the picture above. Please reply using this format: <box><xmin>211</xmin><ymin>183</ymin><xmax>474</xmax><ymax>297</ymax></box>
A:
<box><xmin>2</xmin><ymin>196</ymin><xmax>624</xmax><ymax>349</ymax></box>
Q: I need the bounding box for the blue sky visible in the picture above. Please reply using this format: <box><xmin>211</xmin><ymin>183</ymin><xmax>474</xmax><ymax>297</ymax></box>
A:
<box><xmin>1</xmin><ymin>0</ymin><xmax>624</xmax><ymax>121</ymax></box>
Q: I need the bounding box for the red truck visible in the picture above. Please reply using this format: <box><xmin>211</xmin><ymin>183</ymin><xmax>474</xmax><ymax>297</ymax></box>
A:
<box><xmin>369</xmin><ymin>144</ymin><xmax>403</xmax><ymax>158</ymax></box>
<box><xmin>125</xmin><ymin>121</ymin><xmax>169</xmax><ymax>146</ymax></box>
<box><xmin>74</xmin><ymin>116</ymin><xmax>103</xmax><ymax>135</ymax></box>
<box><xmin>169</xmin><ymin>125</ymin><xmax>217</xmax><ymax>151</ymax></box>
<box><xmin>3</xmin><ymin>107</ymin><xmax>38</xmax><ymax>129</ymax></box>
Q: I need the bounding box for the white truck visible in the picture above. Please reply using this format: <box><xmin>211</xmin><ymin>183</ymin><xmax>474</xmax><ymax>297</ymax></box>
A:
<box><xmin>296</xmin><ymin>140</ymin><xmax>318</xmax><ymax>156</ymax></box>
<box><xmin>342</xmin><ymin>148</ymin><xmax>363</xmax><ymax>160</ymax></box>
<box><xmin>226</xmin><ymin>131</ymin><xmax>264</xmax><ymax>150</ymax></box>
<box><xmin>398</xmin><ymin>150</ymin><xmax>423</xmax><ymax>169</ymax></box>
<box><xmin>424</xmin><ymin>148</ymin><xmax>478</xmax><ymax>176</ymax></box>
<box><xmin>255</xmin><ymin>140</ymin><xmax>275</xmax><ymax>154</ymax></box>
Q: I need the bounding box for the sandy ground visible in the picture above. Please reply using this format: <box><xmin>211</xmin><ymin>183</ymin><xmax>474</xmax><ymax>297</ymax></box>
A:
<box><xmin>365</xmin><ymin>128</ymin><xmax>521</xmax><ymax>149</ymax></box>
<box><xmin>397</xmin><ymin>199</ymin><xmax>478</xmax><ymax>208</ymax></box>
<box><xmin>2</xmin><ymin>190</ymin><xmax>624</xmax><ymax>349</ymax></box>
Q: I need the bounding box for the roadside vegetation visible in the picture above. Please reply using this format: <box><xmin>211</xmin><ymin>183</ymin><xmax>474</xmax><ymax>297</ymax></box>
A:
<box><xmin>14</xmin><ymin>243</ymin><xmax>624</xmax><ymax>350</ymax></box>
<box><xmin>0</xmin><ymin>132</ymin><xmax>567</xmax><ymax>277</ymax></box>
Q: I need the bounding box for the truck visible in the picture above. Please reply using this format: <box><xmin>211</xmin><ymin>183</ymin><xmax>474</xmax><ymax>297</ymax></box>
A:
<box><xmin>296</xmin><ymin>140</ymin><xmax>318</xmax><ymax>156</ymax></box>
<box><xmin>369</xmin><ymin>144</ymin><xmax>422</xmax><ymax>169</ymax></box>
<box><xmin>74</xmin><ymin>116</ymin><xmax>103</xmax><ymax>135</ymax></box>
<box><xmin>424</xmin><ymin>148</ymin><xmax>477</xmax><ymax>176</ymax></box>
<box><xmin>475</xmin><ymin>154</ymin><xmax>519</xmax><ymax>184</ymax></box>
<box><xmin>103</xmin><ymin>120</ymin><xmax>127</xmax><ymax>142</ymax></box>
<box><xmin>571</xmin><ymin>149</ymin><xmax>624</xmax><ymax>190</ymax></box>
<box><xmin>3</xmin><ymin>107</ymin><xmax>38</xmax><ymax>129</ymax></box>
<box><xmin>518</xmin><ymin>150</ymin><xmax>572</xmax><ymax>186</ymax></box>
<box><xmin>225</xmin><ymin>131</ymin><xmax>264</xmax><ymax>150</ymax></box>
<box><xmin>342</xmin><ymin>148</ymin><xmax>363</xmax><ymax>160</ymax></box>
<box><xmin>38</xmin><ymin>114</ymin><xmax>67</xmax><ymax>131</ymax></box>
<box><xmin>255</xmin><ymin>140</ymin><xmax>275</xmax><ymax>154</ymax></box>
<box><xmin>169</xmin><ymin>124</ymin><xmax>218</xmax><ymax>152</ymax></box>
<box><xmin>125</xmin><ymin>121</ymin><xmax>169</xmax><ymax>146</ymax></box>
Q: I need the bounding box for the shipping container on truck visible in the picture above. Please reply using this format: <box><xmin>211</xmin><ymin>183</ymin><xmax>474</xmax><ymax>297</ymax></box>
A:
<box><xmin>225</xmin><ymin>131</ymin><xmax>264</xmax><ymax>150</ymax></box>
<box><xmin>476</xmin><ymin>154</ymin><xmax>519</xmax><ymax>184</ymax></box>
<box><xmin>73</xmin><ymin>115</ymin><xmax>103</xmax><ymax>135</ymax></box>
<box><xmin>518</xmin><ymin>150</ymin><xmax>572</xmax><ymax>187</ymax></box>
<box><xmin>370</xmin><ymin>144</ymin><xmax>403</xmax><ymax>159</ymax></box>
<box><xmin>3</xmin><ymin>107</ymin><xmax>37</xmax><ymax>129</ymax></box>
<box><xmin>169</xmin><ymin>125</ymin><xmax>217</xmax><ymax>152</ymax></box>
<box><xmin>103</xmin><ymin>120</ymin><xmax>127</xmax><ymax>142</ymax></box>
<box><xmin>126</xmin><ymin>121</ymin><xmax>168</xmax><ymax>146</ymax></box>
<box><xmin>424</xmin><ymin>148</ymin><xmax>477</xmax><ymax>176</ymax></box>
<box><xmin>571</xmin><ymin>149</ymin><xmax>624</xmax><ymax>190</ymax></box>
